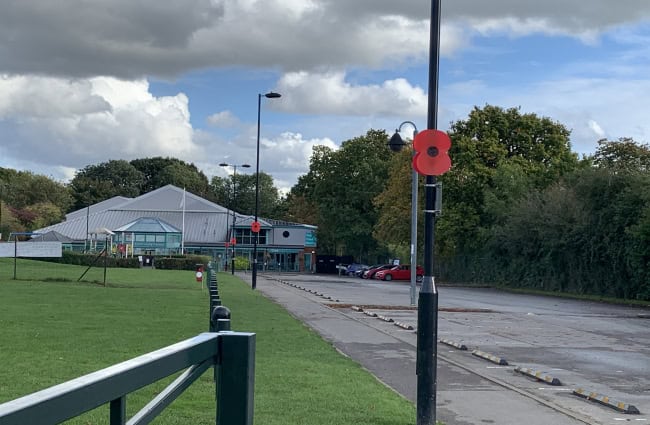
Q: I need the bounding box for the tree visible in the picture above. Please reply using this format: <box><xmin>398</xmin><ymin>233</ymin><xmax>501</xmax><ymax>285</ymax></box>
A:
<box><xmin>0</xmin><ymin>201</ymin><xmax>24</xmax><ymax>240</ymax></box>
<box><xmin>373</xmin><ymin>146</ymin><xmax>421</xmax><ymax>251</ymax></box>
<box><xmin>439</xmin><ymin>105</ymin><xmax>579</xmax><ymax>253</ymax></box>
<box><xmin>291</xmin><ymin>129</ymin><xmax>393</xmax><ymax>260</ymax></box>
<box><xmin>131</xmin><ymin>157</ymin><xmax>210</xmax><ymax>197</ymax></box>
<box><xmin>592</xmin><ymin>137</ymin><xmax>650</xmax><ymax>172</ymax></box>
<box><xmin>283</xmin><ymin>192</ymin><xmax>318</xmax><ymax>225</ymax></box>
<box><xmin>0</xmin><ymin>168</ymin><xmax>72</xmax><ymax>237</ymax></box>
<box><xmin>0</xmin><ymin>168</ymin><xmax>73</xmax><ymax>212</ymax></box>
<box><xmin>282</xmin><ymin>166</ymin><xmax>322</xmax><ymax>227</ymax></box>
<box><xmin>24</xmin><ymin>202</ymin><xmax>65</xmax><ymax>229</ymax></box>
<box><xmin>485</xmin><ymin>167</ymin><xmax>650</xmax><ymax>299</ymax></box>
<box><xmin>69</xmin><ymin>160</ymin><xmax>145</xmax><ymax>210</ymax></box>
<box><xmin>210</xmin><ymin>172</ymin><xmax>283</xmax><ymax>218</ymax></box>
<box><xmin>154</xmin><ymin>162</ymin><xmax>210</xmax><ymax>198</ymax></box>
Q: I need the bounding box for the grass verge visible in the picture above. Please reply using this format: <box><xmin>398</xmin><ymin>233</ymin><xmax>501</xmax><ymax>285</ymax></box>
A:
<box><xmin>0</xmin><ymin>259</ymin><xmax>416</xmax><ymax>424</ymax></box>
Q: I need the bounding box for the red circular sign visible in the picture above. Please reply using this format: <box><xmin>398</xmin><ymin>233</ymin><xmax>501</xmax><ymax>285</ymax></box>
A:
<box><xmin>230</xmin><ymin>237</ymin><xmax>236</xmax><ymax>246</ymax></box>
<box><xmin>251</xmin><ymin>221</ymin><xmax>261</xmax><ymax>233</ymax></box>
<box><xmin>412</xmin><ymin>129</ymin><xmax>452</xmax><ymax>176</ymax></box>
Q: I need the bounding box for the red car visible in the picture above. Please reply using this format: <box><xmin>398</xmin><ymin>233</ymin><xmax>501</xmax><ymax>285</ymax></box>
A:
<box><xmin>362</xmin><ymin>264</ymin><xmax>392</xmax><ymax>279</ymax></box>
<box><xmin>374</xmin><ymin>265</ymin><xmax>424</xmax><ymax>282</ymax></box>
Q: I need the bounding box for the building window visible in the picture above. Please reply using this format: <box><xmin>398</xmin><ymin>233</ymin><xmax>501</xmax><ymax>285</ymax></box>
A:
<box><xmin>282</xmin><ymin>230</ymin><xmax>290</xmax><ymax>238</ymax></box>
<box><xmin>235</xmin><ymin>228</ymin><xmax>267</xmax><ymax>245</ymax></box>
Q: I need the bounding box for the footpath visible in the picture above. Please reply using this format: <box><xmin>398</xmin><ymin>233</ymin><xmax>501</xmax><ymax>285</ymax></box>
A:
<box><xmin>237</xmin><ymin>272</ymin><xmax>591</xmax><ymax>425</ymax></box>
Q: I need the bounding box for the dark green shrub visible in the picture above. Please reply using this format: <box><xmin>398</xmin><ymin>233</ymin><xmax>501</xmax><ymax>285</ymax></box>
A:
<box><xmin>40</xmin><ymin>251</ymin><xmax>140</xmax><ymax>268</ymax></box>
<box><xmin>155</xmin><ymin>255</ymin><xmax>210</xmax><ymax>270</ymax></box>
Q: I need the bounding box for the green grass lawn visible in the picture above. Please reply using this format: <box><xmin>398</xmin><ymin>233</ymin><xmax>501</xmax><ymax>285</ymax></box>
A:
<box><xmin>0</xmin><ymin>258</ymin><xmax>416</xmax><ymax>424</ymax></box>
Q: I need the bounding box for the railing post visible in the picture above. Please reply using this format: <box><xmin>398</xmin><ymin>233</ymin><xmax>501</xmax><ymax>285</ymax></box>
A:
<box><xmin>210</xmin><ymin>306</ymin><xmax>231</xmax><ymax>333</ymax></box>
<box><xmin>208</xmin><ymin>267</ymin><xmax>221</xmax><ymax>332</ymax></box>
<box><xmin>109</xmin><ymin>397</ymin><xmax>126</xmax><ymax>425</ymax></box>
<box><xmin>216</xmin><ymin>333</ymin><xmax>256</xmax><ymax>425</ymax></box>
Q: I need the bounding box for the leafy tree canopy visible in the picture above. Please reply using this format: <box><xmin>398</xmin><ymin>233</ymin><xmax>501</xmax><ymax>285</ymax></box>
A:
<box><xmin>131</xmin><ymin>157</ymin><xmax>210</xmax><ymax>197</ymax></box>
<box><xmin>439</xmin><ymin>105</ymin><xmax>579</xmax><ymax>252</ymax></box>
<box><xmin>69</xmin><ymin>160</ymin><xmax>145</xmax><ymax>210</ymax></box>
<box><xmin>291</xmin><ymin>129</ymin><xmax>393</xmax><ymax>259</ymax></box>
<box><xmin>592</xmin><ymin>137</ymin><xmax>650</xmax><ymax>172</ymax></box>
<box><xmin>210</xmin><ymin>172</ymin><xmax>283</xmax><ymax>218</ymax></box>
<box><xmin>0</xmin><ymin>167</ymin><xmax>73</xmax><ymax>211</ymax></box>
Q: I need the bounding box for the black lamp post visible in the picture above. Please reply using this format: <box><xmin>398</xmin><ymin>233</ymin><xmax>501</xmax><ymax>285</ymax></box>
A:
<box><xmin>390</xmin><ymin>2</ymin><xmax>443</xmax><ymax>424</ymax></box>
<box><xmin>416</xmin><ymin>1</ymin><xmax>443</xmax><ymax>424</ymax></box>
<box><xmin>252</xmin><ymin>91</ymin><xmax>281</xmax><ymax>290</ymax></box>
<box><xmin>219</xmin><ymin>162</ymin><xmax>251</xmax><ymax>275</ymax></box>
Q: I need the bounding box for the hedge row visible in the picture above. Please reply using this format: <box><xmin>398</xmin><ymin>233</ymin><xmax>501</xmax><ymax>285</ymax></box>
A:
<box><xmin>41</xmin><ymin>251</ymin><xmax>210</xmax><ymax>270</ymax></box>
<box><xmin>155</xmin><ymin>256</ymin><xmax>211</xmax><ymax>270</ymax></box>
<box><xmin>44</xmin><ymin>251</ymin><xmax>140</xmax><ymax>268</ymax></box>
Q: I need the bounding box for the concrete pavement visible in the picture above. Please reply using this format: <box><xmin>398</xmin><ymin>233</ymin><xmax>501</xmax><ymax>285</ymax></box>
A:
<box><xmin>238</xmin><ymin>272</ymin><xmax>598</xmax><ymax>425</ymax></box>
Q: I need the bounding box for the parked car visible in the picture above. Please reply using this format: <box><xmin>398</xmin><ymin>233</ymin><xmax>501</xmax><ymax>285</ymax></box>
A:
<box><xmin>355</xmin><ymin>264</ymin><xmax>373</xmax><ymax>278</ymax></box>
<box><xmin>374</xmin><ymin>265</ymin><xmax>424</xmax><ymax>282</ymax></box>
<box><xmin>362</xmin><ymin>264</ymin><xmax>392</xmax><ymax>279</ymax></box>
<box><xmin>345</xmin><ymin>263</ymin><xmax>368</xmax><ymax>277</ymax></box>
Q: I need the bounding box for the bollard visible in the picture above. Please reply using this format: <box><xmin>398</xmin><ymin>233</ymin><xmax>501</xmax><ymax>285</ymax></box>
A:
<box><xmin>216</xmin><ymin>319</ymin><xmax>231</xmax><ymax>332</ymax></box>
<box><xmin>211</xmin><ymin>306</ymin><xmax>231</xmax><ymax>332</ymax></box>
<box><xmin>211</xmin><ymin>306</ymin><xmax>233</xmax><ymax>384</ymax></box>
<box><xmin>209</xmin><ymin>293</ymin><xmax>224</xmax><ymax>332</ymax></box>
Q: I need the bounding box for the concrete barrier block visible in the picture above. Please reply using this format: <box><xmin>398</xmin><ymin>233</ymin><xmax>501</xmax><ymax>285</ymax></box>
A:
<box><xmin>471</xmin><ymin>349</ymin><xmax>508</xmax><ymax>365</ymax></box>
<box><xmin>439</xmin><ymin>339</ymin><xmax>468</xmax><ymax>351</ymax></box>
<box><xmin>514</xmin><ymin>366</ymin><xmax>561</xmax><ymax>386</ymax></box>
<box><xmin>572</xmin><ymin>388</ymin><xmax>640</xmax><ymax>414</ymax></box>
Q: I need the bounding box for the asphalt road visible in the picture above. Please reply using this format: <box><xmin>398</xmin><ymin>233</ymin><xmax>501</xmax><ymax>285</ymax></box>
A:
<box><xmin>239</xmin><ymin>272</ymin><xmax>650</xmax><ymax>425</ymax></box>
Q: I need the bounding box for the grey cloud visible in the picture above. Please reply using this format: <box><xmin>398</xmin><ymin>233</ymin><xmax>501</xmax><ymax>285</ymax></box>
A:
<box><xmin>444</xmin><ymin>1</ymin><xmax>650</xmax><ymax>32</ymax></box>
<box><xmin>1</xmin><ymin>1</ymin><xmax>648</xmax><ymax>79</ymax></box>
<box><xmin>0</xmin><ymin>0</ymin><xmax>224</xmax><ymax>78</ymax></box>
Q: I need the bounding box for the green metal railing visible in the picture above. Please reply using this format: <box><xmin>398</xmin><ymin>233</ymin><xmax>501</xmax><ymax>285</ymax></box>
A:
<box><xmin>0</xmin><ymin>266</ymin><xmax>255</xmax><ymax>425</ymax></box>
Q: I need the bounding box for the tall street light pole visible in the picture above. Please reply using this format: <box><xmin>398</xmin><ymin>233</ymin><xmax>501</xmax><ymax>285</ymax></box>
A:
<box><xmin>389</xmin><ymin>121</ymin><xmax>419</xmax><ymax>306</ymax></box>
<box><xmin>252</xmin><ymin>91</ymin><xmax>281</xmax><ymax>290</ymax></box>
<box><xmin>417</xmin><ymin>1</ymin><xmax>443</xmax><ymax>424</ymax></box>
<box><xmin>219</xmin><ymin>162</ymin><xmax>251</xmax><ymax>275</ymax></box>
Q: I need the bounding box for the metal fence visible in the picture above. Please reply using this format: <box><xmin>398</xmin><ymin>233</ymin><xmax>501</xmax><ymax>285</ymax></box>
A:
<box><xmin>0</xmin><ymin>265</ymin><xmax>255</xmax><ymax>425</ymax></box>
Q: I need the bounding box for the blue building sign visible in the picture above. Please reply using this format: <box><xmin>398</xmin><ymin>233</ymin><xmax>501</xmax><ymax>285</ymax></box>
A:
<box><xmin>305</xmin><ymin>230</ymin><xmax>317</xmax><ymax>247</ymax></box>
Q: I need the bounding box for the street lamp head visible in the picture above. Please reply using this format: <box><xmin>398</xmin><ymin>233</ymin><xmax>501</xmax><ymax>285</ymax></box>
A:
<box><xmin>264</xmin><ymin>91</ymin><xmax>282</xmax><ymax>99</ymax></box>
<box><xmin>388</xmin><ymin>131</ymin><xmax>406</xmax><ymax>152</ymax></box>
<box><xmin>220</xmin><ymin>162</ymin><xmax>251</xmax><ymax>169</ymax></box>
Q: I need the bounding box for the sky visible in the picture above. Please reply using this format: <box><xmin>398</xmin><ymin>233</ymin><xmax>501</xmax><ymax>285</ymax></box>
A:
<box><xmin>1</xmin><ymin>1</ymin><xmax>649</xmax><ymax>193</ymax></box>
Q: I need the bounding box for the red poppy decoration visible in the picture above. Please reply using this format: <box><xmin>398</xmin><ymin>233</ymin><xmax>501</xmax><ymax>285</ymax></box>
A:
<box><xmin>412</xmin><ymin>129</ymin><xmax>452</xmax><ymax>176</ymax></box>
<box><xmin>225</xmin><ymin>242</ymin><xmax>230</xmax><ymax>248</ymax></box>
<box><xmin>230</xmin><ymin>237</ymin><xmax>236</xmax><ymax>246</ymax></box>
<box><xmin>251</xmin><ymin>221</ymin><xmax>261</xmax><ymax>233</ymax></box>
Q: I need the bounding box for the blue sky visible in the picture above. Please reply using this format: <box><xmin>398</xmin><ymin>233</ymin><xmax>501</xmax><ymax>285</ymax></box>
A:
<box><xmin>0</xmin><ymin>1</ymin><xmax>649</xmax><ymax>192</ymax></box>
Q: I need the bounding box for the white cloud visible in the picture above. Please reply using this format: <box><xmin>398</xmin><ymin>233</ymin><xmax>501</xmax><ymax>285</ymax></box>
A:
<box><xmin>207</xmin><ymin>110</ymin><xmax>240</xmax><ymax>127</ymax></box>
<box><xmin>441</xmin><ymin>75</ymin><xmax>650</xmax><ymax>155</ymax></box>
<box><xmin>195</xmin><ymin>128</ymin><xmax>337</xmax><ymax>194</ymax></box>
<box><xmin>260</xmin><ymin>132</ymin><xmax>337</xmax><ymax>193</ymax></box>
<box><xmin>588</xmin><ymin>120</ymin><xmax>606</xmax><ymax>139</ymax></box>
<box><xmin>275</xmin><ymin>71</ymin><xmax>427</xmax><ymax>118</ymax></box>
<box><xmin>0</xmin><ymin>76</ymin><xmax>199</xmax><ymax>177</ymax></box>
<box><xmin>0</xmin><ymin>75</ymin><xmax>110</xmax><ymax>118</ymax></box>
